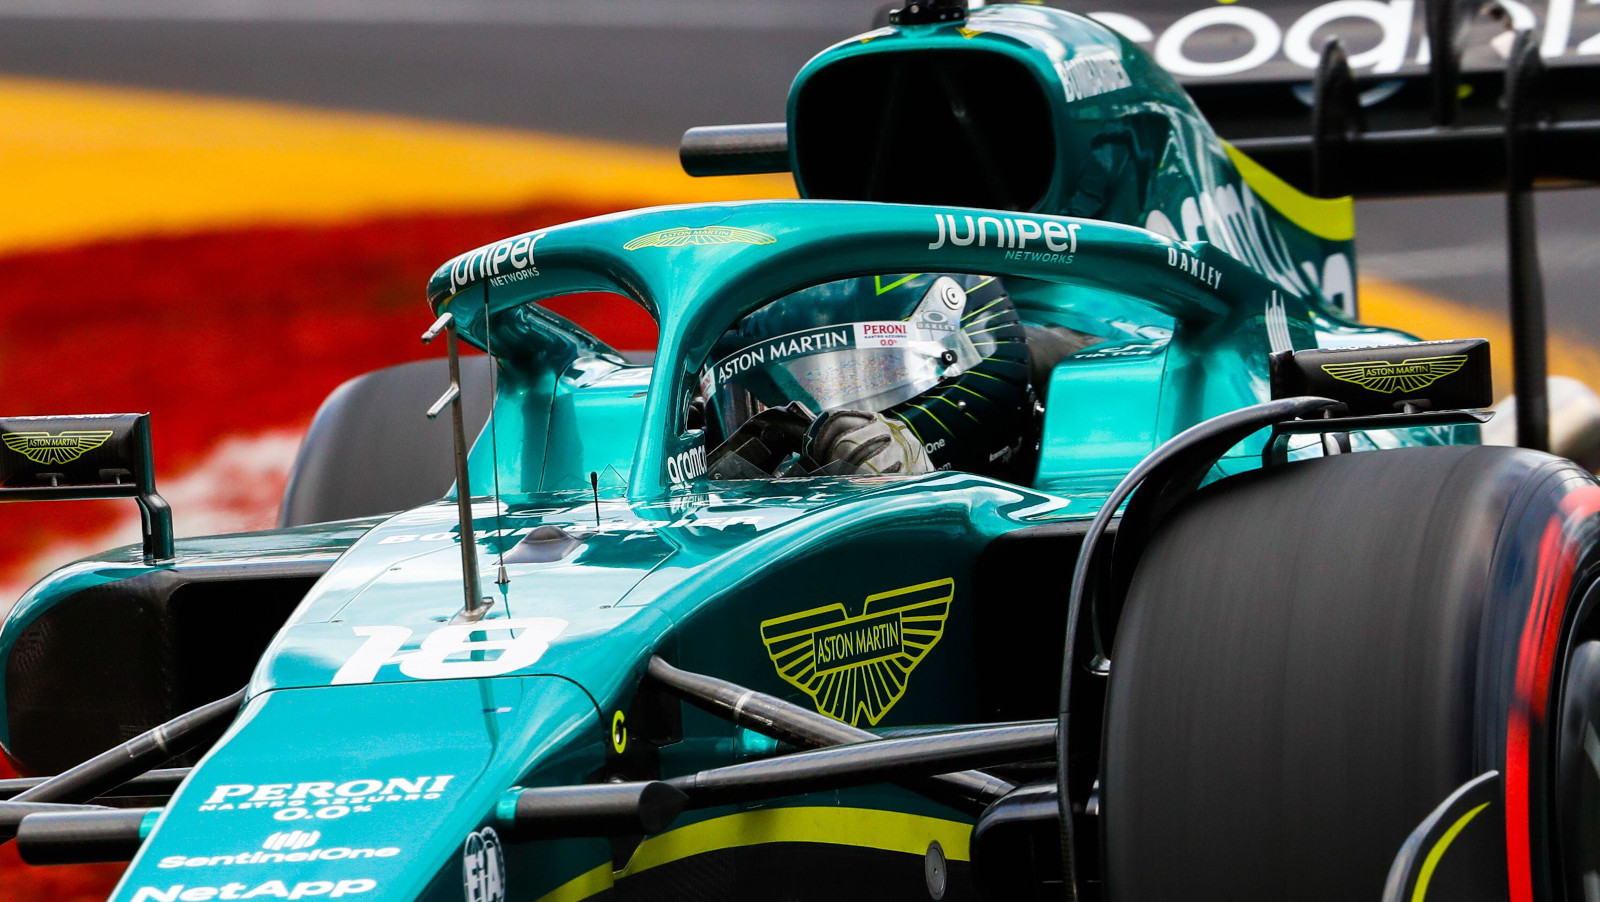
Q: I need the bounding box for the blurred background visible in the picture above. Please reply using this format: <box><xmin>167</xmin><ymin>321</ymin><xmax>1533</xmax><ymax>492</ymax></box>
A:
<box><xmin>0</xmin><ymin>0</ymin><xmax>1595</xmax><ymax>897</ymax></box>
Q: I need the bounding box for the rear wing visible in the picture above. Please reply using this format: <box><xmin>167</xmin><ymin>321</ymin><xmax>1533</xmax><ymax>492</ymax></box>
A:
<box><xmin>1199</xmin><ymin>24</ymin><xmax>1577</xmax><ymax>452</ymax></box>
<box><xmin>683</xmin><ymin>61</ymin><xmax>1599</xmax><ymax>194</ymax></box>
<box><xmin>1190</xmin><ymin>46</ymin><xmax>1600</xmax><ymax>198</ymax></box>
<box><xmin>682</xmin><ymin>0</ymin><xmax>1600</xmax><ymax>198</ymax></box>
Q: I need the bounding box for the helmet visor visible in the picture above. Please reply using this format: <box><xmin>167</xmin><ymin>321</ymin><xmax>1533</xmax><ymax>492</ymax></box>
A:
<box><xmin>703</xmin><ymin>315</ymin><xmax>978</xmax><ymax>440</ymax></box>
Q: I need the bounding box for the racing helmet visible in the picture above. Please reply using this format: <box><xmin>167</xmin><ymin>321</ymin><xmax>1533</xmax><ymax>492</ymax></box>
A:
<box><xmin>701</xmin><ymin>272</ymin><xmax>1034</xmax><ymax>478</ymax></box>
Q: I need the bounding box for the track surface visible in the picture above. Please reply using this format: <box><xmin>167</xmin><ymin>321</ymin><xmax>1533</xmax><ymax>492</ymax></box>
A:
<box><xmin>0</xmin><ymin>1</ymin><xmax>877</xmax><ymax>145</ymax></box>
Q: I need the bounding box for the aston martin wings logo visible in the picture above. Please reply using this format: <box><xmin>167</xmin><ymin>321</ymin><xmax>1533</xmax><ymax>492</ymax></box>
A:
<box><xmin>1321</xmin><ymin>355</ymin><xmax>1469</xmax><ymax>394</ymax></box>
<box><xmin>760</xmin><ymin>578</ymin><xmax>953</xmax><ymax>726</ymax></box>
<box><xmin>3</xmin><ymin>431</ymin><xmax>114</xmax><ymax>465</ymax></box>
<box><xmin>623</xmin><ymin>226</ymin><xmax>776</xmax><ymax>251</ymax></box>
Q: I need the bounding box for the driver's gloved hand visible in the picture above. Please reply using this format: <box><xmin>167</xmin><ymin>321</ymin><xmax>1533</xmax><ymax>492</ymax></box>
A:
<box><xmin>706</xmin><ymin>401</ymin><xmax>816</xmax><ymax>479</ymax></box>
<box><xmin>801</xmin><ymin>410</ymin><xmax>934</xmax><ymax>476</ymax></box>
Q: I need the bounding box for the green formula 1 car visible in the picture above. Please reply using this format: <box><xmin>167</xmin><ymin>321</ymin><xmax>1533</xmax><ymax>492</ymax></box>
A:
<box><xmin>4</xmin><ymin>2</ymin><xmax>1600</xmax><ymax>901</ymax></box>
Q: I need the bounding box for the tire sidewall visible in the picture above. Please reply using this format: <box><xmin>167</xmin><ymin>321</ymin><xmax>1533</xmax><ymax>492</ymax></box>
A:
<box><xmin>1100</xmin><ymin>447</ymin><xmax>1600</xmax><ymax>902</ymax></box>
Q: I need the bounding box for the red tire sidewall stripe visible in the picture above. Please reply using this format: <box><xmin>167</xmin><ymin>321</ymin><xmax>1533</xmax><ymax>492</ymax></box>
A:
<box><xmin>1508</xmin><ymin>484</ymin><xmax>1600</xmax><ymax>902</ymax></box>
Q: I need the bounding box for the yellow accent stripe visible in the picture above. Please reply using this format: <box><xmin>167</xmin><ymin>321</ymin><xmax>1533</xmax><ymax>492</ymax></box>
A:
<box><xmin>1222</xmin><ymin>141</ymin><xmax>1354</xmax><ymax>242</ymax></box>
<box><xmin>900</xmin><ymin>415</ymin><xmax>927</xmax><ymax>445</ymax></box>
<box><xmin>0</xmin><ymin>75</ymin><xmax>792</xmax><ymax>255</ymax></box>
<box><xmin>963</xmin><ymin>309</ymin><xmax>1008</xmax><ymax>329</ymax></box>
<box><xmin>533</xmin><ymin>807</ymin><xmax>972</xmax><ymax>902</ymax></box>
<box><xmin>907</xmin><ymin>402</ymin><xmax>950</xmax><ymax>435</ymax></box>
<box><xmin>536</xmin><ymin>862</ymin><xmax>615</xmax><ymax>902</ymax></box>
<box><xmin>875</xmin><ymin>274</ymin><xmax>923</xmax><ymax>295</ymax></box>
<box><xmin>961</xmin><ymin>370</ymin><xmax>1008</xmax><ymax>387</ymax></box>
<box><xmin>864</xmin><ymin>577</ymin><xmax>956</xmax><ymax>605</ymax></box>
<box><xmin>963</xmin><ymin>298</ymin><xmax>1005</xmax><ymax>323</ymax></box>
<box><xmin>932</xmin><ymin>394</ymin><xmax>983</xmax><ymax>423</ymax></box>
<box><xmin>966</xmin><ymin>324</ymin><xmax>1014</xmax><ymax>337</ymax></box>
<box><xmin>1412</xmin><ymin>802</ymin><xmax>1490</xmax><ymax>902</ymax></box>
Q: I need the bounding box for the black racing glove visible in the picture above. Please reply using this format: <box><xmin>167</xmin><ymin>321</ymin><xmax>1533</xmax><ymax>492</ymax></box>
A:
<box><xmin>801</xmin><ymin>410</ymin><xmax>934</xmax><ymax>476</ymax></box>
<box><xmin>706</xmin><ymin>401</ymin><xmax>816</xmax><ymax>479</ymax></box>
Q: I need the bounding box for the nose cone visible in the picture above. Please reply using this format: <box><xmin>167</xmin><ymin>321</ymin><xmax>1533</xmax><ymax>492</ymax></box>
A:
<box><xmin>109</xmin><ymin>676</ymin><xmax>605</xmax><ymax>902</ymax></box>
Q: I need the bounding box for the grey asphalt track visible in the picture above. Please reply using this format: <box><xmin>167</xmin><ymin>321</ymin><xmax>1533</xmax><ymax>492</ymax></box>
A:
<box><xmin>0</xmin><ymin>0</ymin><xmax>1595</xmax><ymax>343</ymax></box>
<box><xmin>0</xmin><ymin>1</ymin><xmax>880</xmax><ymax>145</ymax></box>
<box><xmin>1358</xmin><ymin>190</ymin><xmax>1600</xmax><ymax>341</ymax></box>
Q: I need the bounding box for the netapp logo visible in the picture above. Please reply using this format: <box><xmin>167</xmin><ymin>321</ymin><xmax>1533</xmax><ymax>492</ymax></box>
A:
<box><xmin>130</xmin><ymin>879</ymin><xmax>375</xmax><ymax>901</ymax></box>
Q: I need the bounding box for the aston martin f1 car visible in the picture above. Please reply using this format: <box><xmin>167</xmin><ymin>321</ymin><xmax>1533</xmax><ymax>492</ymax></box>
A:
<box><xmin>4</xmin><ymin>1</ymin><xmax>1600</xmax><ymax>900</ymax></box>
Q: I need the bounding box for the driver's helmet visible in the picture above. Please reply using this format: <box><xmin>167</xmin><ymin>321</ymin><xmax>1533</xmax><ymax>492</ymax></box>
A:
<box><xmin>701</xmin><ymin>272</ymin><xmax>1034</xmax><ymax>478</ymax></box>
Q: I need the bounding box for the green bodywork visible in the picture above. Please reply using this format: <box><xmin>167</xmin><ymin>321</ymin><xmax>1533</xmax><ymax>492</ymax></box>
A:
<box><xmin>0</xmin><ymin>6</ymin><xmax>1475</xmax><ymax>902</ymax></box>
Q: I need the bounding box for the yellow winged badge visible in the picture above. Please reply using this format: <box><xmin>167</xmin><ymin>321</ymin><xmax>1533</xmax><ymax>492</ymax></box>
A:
<box><xmin>623</xmin><ymin>226</ymin><xmax>777</xmax><ymax>251</ymax></box>
<box><xmin>3</xmin><ymin>430</ymin><xmax>114</xmax><ymax>466</ymax></box>
<box><xmin>1321</xmin><ymin>355</ymin><xmax>1469</xmax><ymax>394</ymax></box>
<box><xmin>760</xmin><ymin>578</ymin><xmax>953</xmax><ymax>726</ymax></box>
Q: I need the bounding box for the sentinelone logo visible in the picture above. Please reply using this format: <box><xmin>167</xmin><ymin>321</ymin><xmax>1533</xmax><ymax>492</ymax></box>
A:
<box><xmin>263</xmin><ymin>831</ymin><xmax>319</xmax><ymax>851</ymax></box>
<box><xmin>157</xmin><ymin>830</ymin><xmax>401</xmax><ymax>869</ymax></box>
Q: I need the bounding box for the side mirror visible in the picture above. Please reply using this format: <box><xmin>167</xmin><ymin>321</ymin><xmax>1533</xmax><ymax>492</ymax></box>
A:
<box><xmin>1269</xmin><ymin>338</ymin><xmax>1493</xmax><ymax>416</ymax></box>
<box><xmin>0</xmin><ymin>413</ymin><xmax>173</xmax><ymax>563</ymax></box>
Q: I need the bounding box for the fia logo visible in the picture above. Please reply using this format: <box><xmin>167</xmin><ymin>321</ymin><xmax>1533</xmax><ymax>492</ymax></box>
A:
<box><xmin>462</xmin><ymin>827</ymin><xmax>505</xmax><ymax>902</ymax></box>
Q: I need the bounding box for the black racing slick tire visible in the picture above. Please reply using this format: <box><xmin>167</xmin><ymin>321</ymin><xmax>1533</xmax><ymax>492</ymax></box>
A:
<box><xmin>1101</xmin><ymin>445</ymin><xmax>1600</xmax><ymax>902</ymax></box>
<box><xmin>278</xmin><ymin>356</ymin><xmax>491</xmax><ymax>527</ymax></box>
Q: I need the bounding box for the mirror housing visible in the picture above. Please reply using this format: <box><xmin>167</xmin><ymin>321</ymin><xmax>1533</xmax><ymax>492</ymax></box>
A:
<box><xmin>0</xmin><ymin>413</ymin><xmax>173</xmax><ymax>563</ymax></box>
<box><xmin>1270</xmin><ymin>338</ymin><xmax>1492</xmax><ymax>417</ymax></box>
